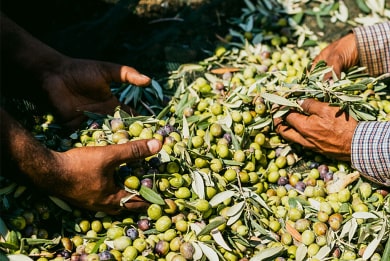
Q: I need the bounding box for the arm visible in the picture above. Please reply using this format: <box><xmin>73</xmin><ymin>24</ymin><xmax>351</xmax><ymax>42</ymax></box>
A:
<box><xmin>351</xmin><ymin>121</ymin><xmax>390</xmax><ymax>186</ymax></box>
<box><xmin>1</xmin><ymin>108</ymin><xmax>162</xmax><ymax>214</ymax></box>
<box><xmin>353</xmin><ymin>22</ymin><xmax>390</xmax><ymax>76</ymax></box>
<box><xmin>1</xmin><ymin>13</ymin><xmax>163</xmax><ymax>213</ymax></box>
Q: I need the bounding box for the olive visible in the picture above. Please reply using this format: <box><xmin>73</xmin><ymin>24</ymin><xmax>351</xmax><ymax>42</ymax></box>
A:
<box><xmin>155</xmin><ymin>240</ymin><xmax>170</xmax><ymax>256</ymax></box>
<box><xmin>126</xmin><ymin>227</ymin><xmax>139</xmax><ymax>240</ymax></box>
<box><xmin>137</xmin><ymin>219</ymin><xmax>151</xmax><ymax>231</ymax></box>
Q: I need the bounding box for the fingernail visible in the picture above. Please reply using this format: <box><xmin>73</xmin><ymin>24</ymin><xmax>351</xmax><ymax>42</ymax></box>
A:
<box><xmin>147</xmin><ymin>139</ymin><xmax>161</xmax><ymax>153</ymax></box>
<box><xmin>140</xmin><ymin>74</ymin><xmax>150</xmax><ymax>80</ymax></box>
<box><xmin>297</xmin><ymin>99</ymin><xmax>304</xmax><ymax>106</ymax></box>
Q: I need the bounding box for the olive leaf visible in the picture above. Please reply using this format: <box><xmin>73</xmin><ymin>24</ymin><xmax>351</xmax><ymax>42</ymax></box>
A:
<box><xmin>226</xmin><ymin>201</ymin><xmax>246</xmax><ymax>217</ymax></box>
<box><xmin>197</xmin><ymin>218</ymin><xmax>226</xmax><ymax>237</ymax></box>
<box><xmin>248</xmin><ymin>118</ymin><xmax>272</xmax><ymax>130</ymax></box>
<box><xmin>182</xmin><ymin>114</ymin><xmax>190</xmax><ymax>139</ymax></box>
<box><xmin>191</xmin><ymin>242</ymin><xmax>204</xmax><ymax>261</ymax></box>
<box><xmin>355</xmin><ymin>0</ymin><xmax>371</xmax><ymax>13</ymax></box>
<box><xmin>7</xmin><ymin>254</ymin><xmax>34</xmax><ymax>261</ymax></box>
<box><xmin>48</xmin><ymin>196</ymin><xmax>72</xmax><ymax>212</ymax></box>
<box><xmin>296</xmin><ymin>243</ymin><xmax>308</xmax><ymax>261</ymax></box>
<box><xmin>308</xmin><ymin>198</ymin><xmax>320</xmax><ymax>211</ymax></box>
<box><xmin>227</xmin><ymin>202</ymin><xmax>245</xmax><ymax>226</ymax></box>
<box><xmin>261</xmin><ymin>92</ymin><xmax>302</xmax><ymax>109</ymax></box>
<box><xmin>211</xmin><ymin>228</ymin><xmax>232</xmax><ymax>251</ymax></box>
<box><xmin>138</xmin><ymin>185</ymin><xmax>165</xmax><ymax>205</ymax></box>
<box><xmin>0</xmin><ymin>182</ymin><xmax>17</xmax><ymax>195</ymax></box>
<box><xmin>382</xmin><ymin>234</ymin><xmax>390</xmax><ymax>261</ymax></box>
<box><xmin>197</xmin><ymin>242</ymin><xmax>220</xmax><ymax>261</ymax></box>
<box><xmin>190</xmin><ymin>170</ymin><xmax>205</xmax><ymax>200</ymax></box>
<box><xmin>363</xmin><ymin>220</ymin><xmax>387</xmax><ymax>260</ymax></box>
<box><xmin>349</xmin><ymin>218</ymin><xmax>358</xmax><ymax>243</ymax></box>
<box><xmin>352</xmin><ymin>212</ymin><xmax>378</xmax><ymax>219</ymax></box>
<box><xmin>190</xmin><ymin>223</ymin><xmax>203</xmax><ymax>236</ymax></box>
<box><xmin>314</xmin><ymin>245</ymin><xmax>332</xmax><ymax>260</ymax></box>
<box><xmin>209</xmin><ymin>190</ymin><xmax>236</xmax><ymax>208</ymax></box>
<box><xmin>340</xmin><ymin>218</ymin><xmax>353</xmax><ymax>239</ymax></box>
<box><xmin>244</xmin><ymin>190</ymin><xmax>272</xmax><ymax>213</ymax></box>
<box><xmin>249</xmin><ymin>246</ymin><xmax>285</xmax><ymax>261</ymax></box>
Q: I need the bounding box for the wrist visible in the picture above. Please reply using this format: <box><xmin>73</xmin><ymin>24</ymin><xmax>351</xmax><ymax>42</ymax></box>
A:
<box><xmin>0</xmin><ymin>108</ymin><xmax>62</xmax><ymax>193</ymax></box>
<box><xmin>342</xmin><ymin>33</ymin><xmax>359</xmax><ymax>69</ymax></box>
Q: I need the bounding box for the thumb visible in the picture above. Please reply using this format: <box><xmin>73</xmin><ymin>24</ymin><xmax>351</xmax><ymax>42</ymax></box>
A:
<box><xmin>120</xmin><ymin>66</ymin><xmax>151</xmax><ymax>87</ymax></box>
<box><xmin>108</xmin><ymin>139</ymin><xmax>162</xmax><ymax>166</ymax></box>
<box><xmin>298</xmin><ymin>99</ymin><xmax>331</xmax><ymax>116</ymax></box>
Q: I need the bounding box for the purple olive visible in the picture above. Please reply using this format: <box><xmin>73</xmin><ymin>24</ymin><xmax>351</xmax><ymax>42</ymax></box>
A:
<box><xmin>141</xmin><ymin>178</ymin><xmax>153</xmax><ymax>189</ymax></box>
<box><xmin>277</xmin><ymin>176</ymin><xmax>289</xmax><ymax>186</ymax></box>
<box><xmin>295</xmin><ymin>181</ymin><xmax>306</xmax><ymax>192</ymax></box>
<box><xmin>126</xmin><ymin>227</ymin><xmax>139</xmax><ymax>240</ymax></box>
<box><xmin>324</xmin><ymin>172</ymin><xmax>334</xmax><ymax>182</ymax></box>
<box><xmin>223</xmin><ymin>133</ymin><xmax>232</xmax><ymax>144</ymax></box>
<box><xmin>137</xmin><ymin>218</ymin><xmax>151</xmax><ymax>231</ymax></box>
<box><xmin>98</xmin><ymin>250</ymin><xmax>114</xmax><ymax>261</ymax></box>
<box><xmin>318</xmin><ymin>164</ymin><xmax>329</xmax><ymax>179</ymax></box>
<box><xmin>155</xmin><ymin>240</ymin><xmax>170</xmax><ymax>256</ymax></box>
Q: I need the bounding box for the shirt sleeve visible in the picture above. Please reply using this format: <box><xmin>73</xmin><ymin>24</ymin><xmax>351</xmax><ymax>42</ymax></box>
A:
<box><xmin>351</xmin><ymin>121</ymin><xmax>390</xmax><ymax>186</ymax></box>
<box><xmin>353</xmin><ymin>22</ymin><xmax>390</xmax><ymax>76</ymax></box>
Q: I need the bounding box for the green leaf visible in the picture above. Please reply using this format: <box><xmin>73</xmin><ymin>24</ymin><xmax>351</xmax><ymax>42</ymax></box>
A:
<box><xmin>226</xmin><ymin>201</ymin><xmax>245</xmax><ymax>217</ymax></box>
<box><xmin>355</xmin><ymin>0</ymin><xmax>371</xmax><ymax>13</ymax></box>
<box><xmin>192</xmin><ymin>242</ymin><xmax>204</xmax><ymax>261</ymax></box>
<box><xmin>7</xmin><ymin>254</ymin><xmax>34</xmax><ymax>261</ymax></box>
<box><xmin>227</xmin><ymin>205</ymin><xmax>244</xmax><ymax>226</ymax></box>
<box><xmin>261</xmin><ymin>93</ymin><xmax>301</xmax><ymax>109</ymax></box>
<box><xmin>211</xmin><ymin>229</ymin><xmax>232</xmax><ymax>251</ymax></box>
<box><xmin>197</xmin><ymin>242</ymin><xmax>219</xmax><ymax>261</ymax></box>
<box><xmin>249</xmin><ymin>246</ymin><xmax>284</xmax><ymax>261</ymax></box>
<box><xmin>48</xmin><ymin>196</ymin><xmax>72</xmax><ymax>212</ymax></box>
<box><xmin>245</xmin><ymin>190</ymin><xmax>272</xmax><ymax>212</ymax></box>
<box><xmin>209</xmin><ymin>190</ymin><xmax>236</xmax><ymax>207</ymax></box>
<box><xmin>190</xmin><ymin>170</ymin><xmax>205</xmax><ymax>200</ymax></box>
<box><xmin>151</xmin><ymin>79</ymin><xmax>164</xmax><ymax>101</ymax></box>
<box><xmin>315</xmin><ymin>14</ymin><xmax>324</xmax><ymax>29</ymax></box>
<box><xmin>139</xmin><ymin>185</ymin><xmax>165</xmax><ymax>205</ymax></box>
<box><xmin>352</xmin><ymin>212</ymin><xmax>378</xmax><ymax>219</ymax></box>
<box><xmin>382</xmin><ymin>233</ymin><xmax>390</xmax><ymax>261</ymax></box>
<box><xmin>296</xmin><ymin>244</ymin><xmax>308</xmax><ymax>261</ymax></box>
<box><xmin>314</xmin><ymin>246</ymin><xmax>331</xmax><ymax>260</ymax></box>
<box><xmin>197</xmin><ymin>218</ymin><xmax>227</xmax><ymax>237</ymax></box>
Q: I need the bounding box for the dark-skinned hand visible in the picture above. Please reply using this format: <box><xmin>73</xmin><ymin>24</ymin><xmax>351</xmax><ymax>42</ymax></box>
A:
<box><xmin>274</xmin><ymin>99</ymin><xmax>358</xmax><ymax>161</ymax></box>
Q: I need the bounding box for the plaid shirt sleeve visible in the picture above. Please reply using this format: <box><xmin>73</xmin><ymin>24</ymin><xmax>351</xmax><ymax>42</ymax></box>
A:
<box><xmin>353</xmin><ymin>22</ymin><xmax>390</xmax><ymax>76</ymax></box>
<box><xmin>351</xmin><ymin>121</ymin><xmax>390</xmax><ymax>186</ymax></box>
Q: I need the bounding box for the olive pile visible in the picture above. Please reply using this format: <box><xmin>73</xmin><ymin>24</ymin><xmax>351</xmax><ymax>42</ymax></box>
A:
<box><xmin>2</xmin><ymin>37</ymin><xmax>390</xmax><ymax>261</ymax></box>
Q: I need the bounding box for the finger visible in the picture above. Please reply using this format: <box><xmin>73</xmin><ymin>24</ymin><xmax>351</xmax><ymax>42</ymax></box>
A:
<box><xmin>282</xmin><ymin>110</ymin><xmax>325</xmax><ymax>139</ymax></box>
<box><xmin>103</xmin><ymin>63</ymin><xmax>151</xmax><ymax>86</ymax></box>
<box><xmin>123</xmin><ymin>195</ymin><xmax>150</xmax><ymax>211</ymax></box>
<box><xmin>276</xmin><ymin>123</ymin><xmax>317</xmax><ymax>150</ymax></box>
<box><xmin>108</xmin><ymin>139</ymin><xmax>162</xmax><ymax>166</ymax></box>
<box><xmin>298</xmin><ymin>99</ymin><xmax>335</xmax><ymax>117</ymax></box>
<box><xmin>107</xmin><ymin>190</ymin><xmax>150</xmax><ymax>215</ymax></box>
<box><xmin>120</xmin><ymin>66</ymin><xmax>151</xmax><ymax>86</ymax></box>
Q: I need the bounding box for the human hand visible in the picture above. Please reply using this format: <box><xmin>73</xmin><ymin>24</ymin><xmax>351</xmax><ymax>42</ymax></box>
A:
<box><xmin>311</xmin><ymin>33</ymin><xmax>359</xmax><ymax>80</ymax></box>
<box><xmin>41</xmin><ymin>57</ymin><xmax>151</xmax><ymax>129</ymax></box>
<box><xmin>274</xmin><ymin>99</ymin><xmax>358</xmax><ymax>161</ymax></box>
<box><xmin>50</xmin><ymin>139</ymin><xmax>162</xmax><ymax>214</ymax></box>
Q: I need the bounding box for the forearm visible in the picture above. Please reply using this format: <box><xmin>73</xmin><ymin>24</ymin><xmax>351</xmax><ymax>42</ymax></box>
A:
<box><xmin>351</xmin><ymin>121</ymin><xmax>390</xmax><ymax>186</ymax></box>
<box><xmin>0</xmin><ymin>12</ymin><xmax>65</xmax><ymax>88</ymax></box>
<box><xmin>0</xmin><ymin>108</ymin><xmax>61</xmax><ymax>192</ymax></box>
<box><xmin>353</xmin><ymin>22</ymin><xmax>390</xmax><ymax>76</ymax></box>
